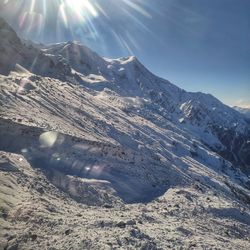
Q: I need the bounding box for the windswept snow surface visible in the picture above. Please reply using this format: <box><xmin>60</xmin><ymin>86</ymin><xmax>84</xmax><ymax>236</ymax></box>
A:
<box><xmin>0</xmin><ymin>18</ymin><xmax>250</xmax><ymax>249</ymax></box>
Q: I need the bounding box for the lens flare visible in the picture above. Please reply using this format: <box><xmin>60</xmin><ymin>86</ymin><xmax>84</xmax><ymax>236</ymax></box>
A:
<box><xmin>39</xmin><ymin>131</ymin><xmax>58</xmax><ymax>148</ymax></box>
<box><xmin>67</xmin><ymin>0</ymin><xmax>98</xmax><ymax>18</ymax></box>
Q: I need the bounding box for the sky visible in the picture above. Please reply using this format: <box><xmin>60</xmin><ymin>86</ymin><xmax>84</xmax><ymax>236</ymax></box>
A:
<box><xmin>0</xmin><ymin>0</ymin><xmax>249</xmax><ymax>108</ymax></box>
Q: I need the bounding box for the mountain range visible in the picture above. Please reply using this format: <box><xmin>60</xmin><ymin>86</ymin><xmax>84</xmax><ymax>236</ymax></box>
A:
<box><xmin>0</xmin><ymin>18</ymin><xmax>250</xmax><ymax>249</ymax></box>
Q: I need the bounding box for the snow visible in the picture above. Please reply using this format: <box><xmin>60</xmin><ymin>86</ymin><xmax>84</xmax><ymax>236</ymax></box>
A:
<box><xmin>0</xmin><ymin>18</ymin><xmax>250</xmax><ymax>249</ymax></box>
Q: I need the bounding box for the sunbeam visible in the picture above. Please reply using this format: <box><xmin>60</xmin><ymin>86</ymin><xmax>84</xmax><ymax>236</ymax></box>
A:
<box><xmin>0</xmin><ymin>0</ymin><xmax>155</xmax><ymax>54</ymax></box>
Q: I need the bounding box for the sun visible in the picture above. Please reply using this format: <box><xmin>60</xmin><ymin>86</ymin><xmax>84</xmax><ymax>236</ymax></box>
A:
<box><xmin>64</xmin><ymin>0</ymin><xmax>98</xmax><ymax>19</ymax></box>
<box><xmin>1</xmin><ymin>0</ymin><xmax>153</xmax><ymax>53</ymax></box>
<box><xmin>57</xmin><ymin>0</ymin><xmax>98</xmax><ymax>27</ymax></box>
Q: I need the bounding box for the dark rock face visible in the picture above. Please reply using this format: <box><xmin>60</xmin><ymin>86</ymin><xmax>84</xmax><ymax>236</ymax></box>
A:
<box><xmin>214</xmin><ymin>126</ymin><xmax>250</xmax><ymax>174</ymax></box>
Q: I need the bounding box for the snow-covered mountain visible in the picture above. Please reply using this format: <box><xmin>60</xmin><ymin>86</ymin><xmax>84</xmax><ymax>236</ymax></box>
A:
<box><xmin>1</xmin><ymin>18</ymin><xmax>250</xmax><ymax>249</ymax></box>
<box><xmin>1</xmin><ymin>17</ymin><xmax>249</xmax><ymax>173</ymax></box>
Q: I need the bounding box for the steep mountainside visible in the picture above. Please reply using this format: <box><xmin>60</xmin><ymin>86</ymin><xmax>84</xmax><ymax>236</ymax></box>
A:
<box><xmin>0</xmin><ymin>19</ymin><xmax>250</xmax><ymax>249</ymax></box>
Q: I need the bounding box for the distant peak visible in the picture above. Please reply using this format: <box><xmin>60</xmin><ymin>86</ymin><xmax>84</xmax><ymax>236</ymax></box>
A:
<box><xmin>128</xmin><ymin>55</ymin><xmax>137</xmax><ymax>61</ymax></box>
<box><xmin>119</xmin><ymin>56</ymin><xmax>137</xmax><ymax>62</ymax></box>
<box><xmin>66</xmin><ymin>40</ymin><xmax>81</xmax><ymax>46</ymax></box>
<box><xmin>119</xmin><ymin>56</ymin><xmax>141</xmax><ymax>66</ymax></box>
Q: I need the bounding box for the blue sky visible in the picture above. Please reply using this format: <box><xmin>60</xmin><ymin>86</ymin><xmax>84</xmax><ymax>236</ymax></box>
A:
<box><xmin>1</xmin><ymin>0</ymin><xmax>249</xmax><ymax>107</ymax></box>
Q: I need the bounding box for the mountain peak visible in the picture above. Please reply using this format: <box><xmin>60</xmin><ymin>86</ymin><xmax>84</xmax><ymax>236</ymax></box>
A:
<box><xmin>0</xmin><ymin>18</ymin><xmax>23</xmax><ymax>75</ymax></box>
<box><xmin>1</xmin><ymin>19</ymin><xmax>250</xmax><ymax>249</ymax></box>
<box><xmin>0</xmin><ymin>17</ymin><xmax>21</xmax><ymax>45</ymax></box>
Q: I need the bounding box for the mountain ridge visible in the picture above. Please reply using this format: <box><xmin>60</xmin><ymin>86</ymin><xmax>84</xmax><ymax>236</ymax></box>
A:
<box><xmin>0</xmin><ymin>18</ymin><xmax>250</xmax><ymax>249</ymax></box>
<box><xmin>1</xmin><ymin>17</ymin><xmax>249</xmax><ymax>172</ymax></box>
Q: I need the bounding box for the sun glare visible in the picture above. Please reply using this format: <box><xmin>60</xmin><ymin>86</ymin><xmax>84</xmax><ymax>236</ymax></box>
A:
<box><xmin>74</xmin><ymin>0</ymin><xmax>98</xmax><ymax>17</ymax></box>
<box><xmin>64</xmin><ymin>0</ymin><xmax>98</xmax><ymax>21</ymax></box>
<box><xmin>2</xmin><ymin>0</ymin><xmax>153</xmax><ymax>53</ymax></box>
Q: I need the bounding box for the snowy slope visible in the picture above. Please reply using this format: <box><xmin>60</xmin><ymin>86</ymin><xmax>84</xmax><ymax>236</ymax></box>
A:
<box><xmin>40</xmin><ymin>38</ymin><xmax>250</xmax><ymax>173</ymax></box>
<box><xmin>0</xmin><ymin>19</ymin><xmax>250</xmax><ymax>249</ymax></box>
